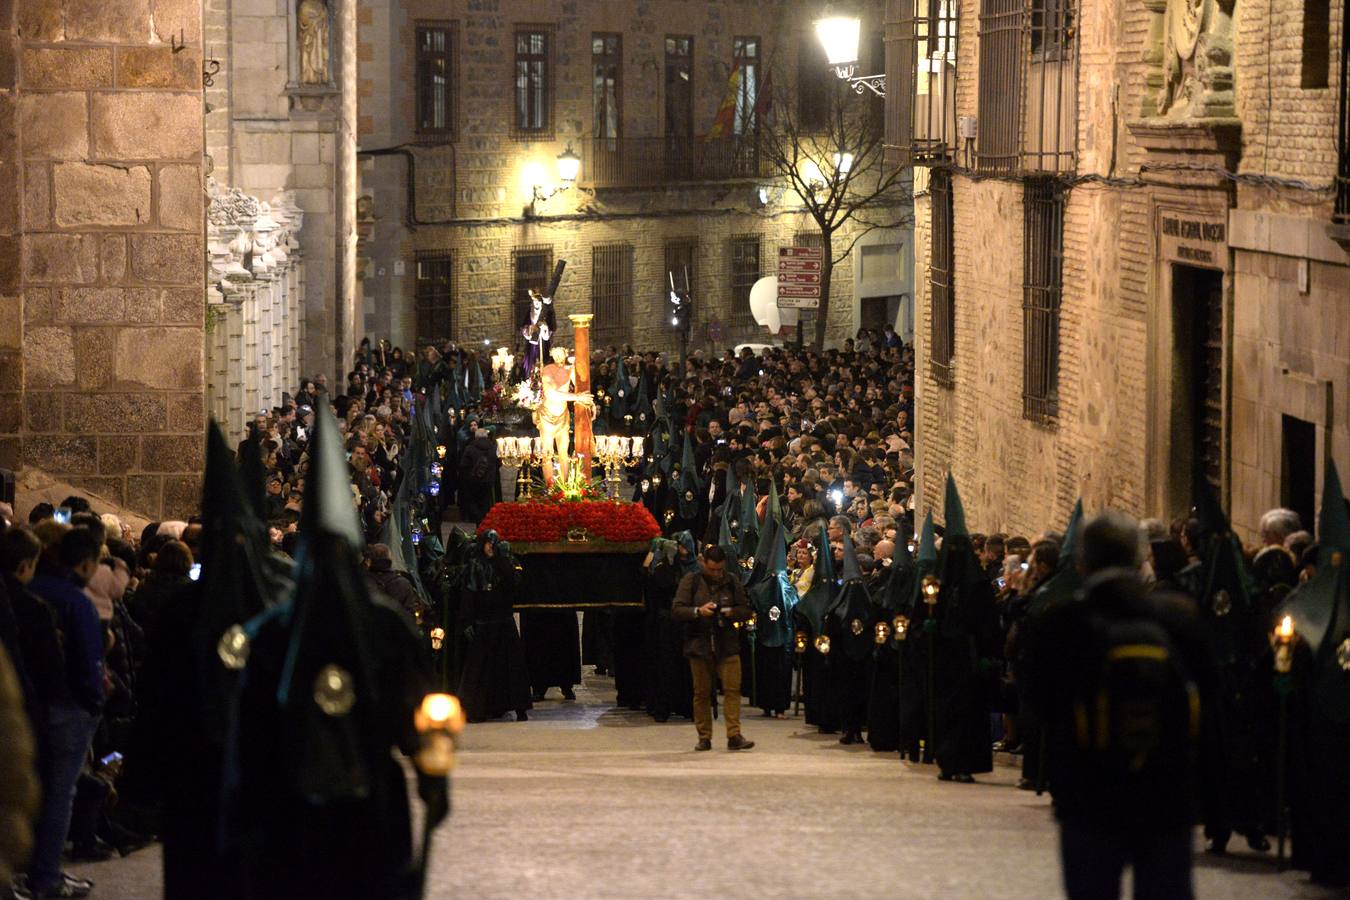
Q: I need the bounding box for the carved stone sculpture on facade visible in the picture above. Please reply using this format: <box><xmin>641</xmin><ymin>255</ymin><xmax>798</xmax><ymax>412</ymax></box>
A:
<box><xmin>297</xmin><ymin>0</ymin><xmax>330</xmax><ymax>85</ymax></box>
<box><xmin>1156</xmin><ymin>0</ymin><xmax>1236</xmax><ymax>120</ymax></box>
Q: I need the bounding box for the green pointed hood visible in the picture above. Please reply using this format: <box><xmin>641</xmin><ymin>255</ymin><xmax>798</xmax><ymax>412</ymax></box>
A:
<box><xmin>1059</xmin><ymin>498</ymin><xmax>1083</xmax><ymax>574</ymax></box>
<box><xmin>1319</xmin><ymin>459</ymin><xmax>1350</xmax><ymax>552</ymax></box>
<box><xmin>1281</xmin><ymin>459</ymin><xmax>1350</xmax><ymax>655</ymax></box>
<box><xmin>748</xmin><ymin>519</ymin><xmax>798</xmax><ymax>648</ymax></box>
<box><xmin>607</xmin><ymin>356</ymin><xmax>630</xmax><ymax>423</ymax></box>
<box><xmin>917</xmin><ymin>511</ymin><xmax>937</xmax><ymax>567</ymax></box>
<box><xmin>749</xmin><ymin>479</ymin><xmax>783</xmax><ymax>584</ymax></box>
<box><xmin>737</xmin><ymin>476</ymin><xmax>759</xmax><ymax>551</ymax></box>
<box><xmin>796</xmin><ymin>524</ymin><xmax>836</xmax><ymax>634</ymax></box>
<box><xmin>943</xmin><ymin>473</ymin><xmax>968</xmax><ymax>537</ymax></box>
<box><xmin>881</xmin><ymin>531</ymin><xmax>916</xmax><ymax>613</ymax></box>
<box><xmin>675</xmin><ymin>430</ymin><xmax>701</xmax><ymax>518</ymax></box>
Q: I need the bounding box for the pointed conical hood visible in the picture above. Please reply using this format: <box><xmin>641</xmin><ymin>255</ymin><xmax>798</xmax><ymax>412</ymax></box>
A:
<box><xmin>795</xmin><ymin>524</ymin><xmax>836</xmax><ymax>634</ymax></box>
<box><xmin>607</xmin><ymin>356</ymin><xmax>630</xmax><ymax>424</ymax></box>
<box><xmin>917</xmin><ymin>511</ymin><xmax>937</xmax><ymax>567</ymax></box>
<box><xmin>630</xmin><ymin>368</ymin><xmax>652</xmax><ymax>429</ymax></box>
<box><xmin>194</xmin><ymin>421</ymin><xmax>278</xmax><ymax>743</ymax></box>
<box><xmin>1059</xmin><ymin>498</ymin><xmax>1084</xmax><ymax>574</ymax></box>
<box><xmin>298</xmin><ymin>401</ymin><xmax>364</xmax><ymax>548</ymax></box>
<box><xmin>764</xmin><ymin>479</ymin><xmax>782</xmax><ymax>527</ymax></box>
<box><xmin>737</xmin><ymin>477</ymin><xmax>759</xmax><ymax>551</ymax></box>
<box><xmin>840</xmin><ymin>531</ymin><xmax>864</xmax><ymax>583</ymax></box>
<box><xmin>832</xmin><ymin>531</ymin><xmax>874</xmax><ymax>660</ymax></box>
<box><xmin>749</xmin><ymin>480</ymin><xmax>783</xmax><ymax>584</ymax></box>
<box><xmin>1280</xmin><ymin>459</ymin><xmax>1350</xmax><ymax>655</ymax></box>
<box><xmin>1191</xmin><ymin>472</ymin><xmax>1231</xmax><ymax>541</ymax></box>
<box><xmin>274</xmin><ymin>401</ymin><xmax>381</xmax><ymax>802</ymax></box>
<box><xmin>1319</xmin><ymin>459</ymin><xmax>1350</xmax><ymax>552</ymax></box>
<box><xmin>943</xmin><ymin>473</ymin><xmax>968</xmax><ymax>537</ymax></box>
<box><xmin>467</xmin><ymin>356</ymin><xmax>484</xmax><ymax>403</ymax></box>
<box><xmin>748</xmin><ymin>519</ymin><xmax>798</xmax><ymax>648</ymax></box>
<box><xmin>676</xmin><ymin>430</ymin><xmax>701</xmax><ymax>518</ymax></box>
<box><xmin>881</xmin><ymin>533</ymin><xmax>916</xmax><ymax>613</ymax></box>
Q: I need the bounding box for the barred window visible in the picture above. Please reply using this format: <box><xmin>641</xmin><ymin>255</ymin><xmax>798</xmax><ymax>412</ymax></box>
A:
<box><xmin>664</xmin><ymin>237</ymin><xmax>697</xmax><ymax>302</ymax></box>
<box><xmin>929</xmin><ymin>171</ymin><xmax>955</xmax><ymax>385</ymax></box>
<box><xmin>593</xmin><ymin>33</ymin><xmax>622</xmax><ymax>141</ymax></box>
<box><xmin>416</xmin><ymin>24</ymin><xmax>456</xmax><ymax>137</ymax></box>
<box><xmin>729</xmin><ymin>234</ymin><xmax>761</xmax><ymax>326</ymax></box>
<box><xmin>665</xmin><ymin>36</ymin><xmax>694</xmax><ymax>138</ymax></box>
<box><xmin>1029</xmin><ymin>0</ymin><xmax>1073</xmax><ymax>57</ymax></box>
<box><xmin>1024</xmin><ymin>0</ymin><xmax>1077</xmax><ymax>172</ymax></box>
<box><xmin>1022</xmin><ymin>178</ymin><xmax>1063</xmax><ymax>421</ymax></box>
<box><xmin>976</xmin><ymin>0</ymin><xmax>1022</xmax><ymax>173</ymax></box>
<box><xmin>885</xmin><ymin>0</ymin><xmax>959</xmax><ymax>165</ymax></box>
<box><xmin>1302</xmin><ymin>0</ymin><xmax>1330</xmax><ymax>89</ymax></box>
<box><xmin>733</xmin><ymin>37</ymin><xmax>760</xmax><ymax>136</ymax></box>
<box><xmin>415</xmin><ymin>252</ymin><xmax>454</xmax><ymax>345</ymax></box>
<box><xmin>592</xmin><ymin>242</ymin><xmax>633</xmax><ymax>345</ymax></box>
<box><xmin>513</xmin><ymin>27</ymin><xmax>554</xmax><ymax>138</ymax></box>
<box><xmin>512</xmin><ymin>245</ymin><xmax>553</xmax><ymax>336</ymax></box>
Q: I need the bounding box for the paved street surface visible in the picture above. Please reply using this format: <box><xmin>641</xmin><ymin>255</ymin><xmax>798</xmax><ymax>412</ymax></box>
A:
<box><xmin>70</xmin><ymin>670</ymin><xmax>1333</xmax><ymax>899</ymax></box>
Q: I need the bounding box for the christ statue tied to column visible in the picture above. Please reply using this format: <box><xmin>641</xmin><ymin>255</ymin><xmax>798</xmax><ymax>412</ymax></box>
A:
<box><xmin>536</xmin><ymin>346</ymin><xmax>593</xmax><ymax>487</ymax></box>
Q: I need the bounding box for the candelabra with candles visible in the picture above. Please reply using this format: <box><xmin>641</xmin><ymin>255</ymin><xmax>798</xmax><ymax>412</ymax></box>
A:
<box><xmin>1273</xmin><ymin>613</ymin><xmax>1296</xmax><ymax>866</ymax></box>
<box><xmin>921</xmin><ymin>574</ymin><xmax>940</xmax><ymax>764</ymax></box>
<box><xmin>594</xmin><ymin>434</ymin><xmax>644</xmax><ymax>500</ymax></box>
<box><xmin>496</xmin><ymin>435</ymin><xmax>544</xmax><ymax>498</ymax></box>
<box><xmin>490</xmin><ymin>347</ymin><xmax>515</xmax><ymax>384</ymax></box>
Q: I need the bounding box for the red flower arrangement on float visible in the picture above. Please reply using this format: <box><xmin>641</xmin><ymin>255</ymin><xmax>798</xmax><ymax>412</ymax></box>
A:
<box><xmin>477</xmin><ymin>498</ymin><xmax>660</xmax><ymax>544</ymax></box>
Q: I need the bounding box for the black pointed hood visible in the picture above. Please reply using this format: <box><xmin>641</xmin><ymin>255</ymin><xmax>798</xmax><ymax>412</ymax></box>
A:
<box><xmin>748</xmin><ymin>519</ymin><xmax>798</xmax><ymax>648</ymax></box>
<box><xmin>832</xmin><ymin>531</ymin><xmax>874</xmax><ymax>660</ymax></box>
<box><xmin>795</xmin><ymin>524</ymin><xmax>836</xmax><ymax>634</ymax></box>
<box><xmin>237</xmin><ymin>434</ymin><xmax>268</xmax><ymax>522</ymax></box>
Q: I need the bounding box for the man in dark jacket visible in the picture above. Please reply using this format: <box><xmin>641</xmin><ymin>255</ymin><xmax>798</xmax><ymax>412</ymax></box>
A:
<box><xmin>457</xmin><ymin>426</ymin><xmax>498</xmax><ymax>524</ymax></box>
<box><xmin>26</xmin><ymin>527</ymin><xmax>106</xmax><ymax>899</ymax></box>
<box><xmin>365</xmin><ymin>543</ymin><xmax>425</xmax><ymax>624</ymax></box>
<box><xmin>1027</xmin><ymin>511</ymin><xmax>1220</xmax><ymax>900</ymax></box>
<box><xmin>671</xmin><ymin>545</ymin><xmax>755</xmax><ymax>751</ymax></box>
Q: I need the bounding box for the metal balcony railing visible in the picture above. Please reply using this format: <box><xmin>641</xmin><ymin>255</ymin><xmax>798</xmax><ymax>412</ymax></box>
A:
<box><xmin>584</xmin><ymin>136</ymin><xmax>771</xmax><ymax>189</ymax></box>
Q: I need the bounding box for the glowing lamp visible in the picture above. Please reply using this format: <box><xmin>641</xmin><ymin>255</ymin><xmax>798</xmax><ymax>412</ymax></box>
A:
<box><xmin>815</xmin><ymin>14</ymin><xmax>861</xmax><ymax>77</ymax></box>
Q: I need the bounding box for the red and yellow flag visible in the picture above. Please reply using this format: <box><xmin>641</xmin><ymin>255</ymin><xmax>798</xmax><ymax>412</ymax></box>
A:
<box><xmin>705</xmin><ymin>66</ymin><xmax>741</xmax><ymax>140</ymax></box>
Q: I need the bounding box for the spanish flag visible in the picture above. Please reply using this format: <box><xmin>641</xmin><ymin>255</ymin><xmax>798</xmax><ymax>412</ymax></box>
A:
<box><xmin>705</xmin><ymin>65</ymin><xmax>741</xmax><ymax>140</ymax></box>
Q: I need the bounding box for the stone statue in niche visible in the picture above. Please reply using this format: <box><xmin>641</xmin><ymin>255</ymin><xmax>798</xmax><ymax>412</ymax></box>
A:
<box><xmin>1157</xmin><ymin>0</ymin><xmax>1236</xmax><ymax>119</ymax></box>
<box><xmin>297</xmin><ymin>0</ymin><xmax>330</xmax><ymax>85</ymax></box>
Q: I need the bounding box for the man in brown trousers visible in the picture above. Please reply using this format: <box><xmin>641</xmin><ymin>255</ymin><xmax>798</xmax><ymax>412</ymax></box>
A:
<box><xmin>671</xmin><ymin>545</ymin><xmax>755</xmax><ymax>752</ymax></box>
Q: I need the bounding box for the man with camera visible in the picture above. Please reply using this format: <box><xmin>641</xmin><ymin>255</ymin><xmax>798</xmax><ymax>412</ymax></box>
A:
<box><xmin>671</xmin><ymin>545</ymin><xmax>755</xmax><ymax>752</ymax></box>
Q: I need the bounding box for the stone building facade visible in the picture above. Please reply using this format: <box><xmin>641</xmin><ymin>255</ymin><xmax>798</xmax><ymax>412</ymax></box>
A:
<box><xmin>204</xmin><ymin>0</ymin><xmax>359</xmax><ymax>380</ymax></box>
<box><xmin>889</xmin><ymin>0</ymin><xmax>1349</xmax><ymax>541</ymax></box>
<box><xmin>0</xmin><ymin>0</ymin><xmax>209</xmax><ymax>519</ymax></box>
<box><xmin>356</xmin><ymin>0</ymin><xmax>912</xmax><ymax>355</ymax></box>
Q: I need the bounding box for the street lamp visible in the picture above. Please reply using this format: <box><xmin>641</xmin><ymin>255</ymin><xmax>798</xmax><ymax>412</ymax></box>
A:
<box><xmin>814</xmin><ymin>10</ymin><xmax>886</xmax><ymax>97</ymax></box>
<box><xmin>527</xmin><ymin>144</ymin><xmax>583</xmax><ymax>216</ymax></box>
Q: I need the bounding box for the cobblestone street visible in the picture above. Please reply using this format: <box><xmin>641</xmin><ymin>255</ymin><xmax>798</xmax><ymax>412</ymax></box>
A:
<box><xmin>70</xmin><ymin>671</ymin><xmax>1333</xmax><ymax>899</ymax></box>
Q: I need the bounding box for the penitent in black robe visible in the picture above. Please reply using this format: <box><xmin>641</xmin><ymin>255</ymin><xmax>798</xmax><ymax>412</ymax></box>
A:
<box><xmin>457</xmin><ymin>553</ymin><xmax>533</xmax><ymax>722</ymax></box>
<box><xmin>519</xmin><ymin>610</ymin><xmax>581</xmax><ymax>694</ymax></box>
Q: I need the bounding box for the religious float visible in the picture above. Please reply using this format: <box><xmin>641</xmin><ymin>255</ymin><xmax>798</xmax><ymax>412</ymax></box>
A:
<box><xmin>478</xmin><ymin>312</ymin><xmax>657</xmax><ymax>610</ymax></box>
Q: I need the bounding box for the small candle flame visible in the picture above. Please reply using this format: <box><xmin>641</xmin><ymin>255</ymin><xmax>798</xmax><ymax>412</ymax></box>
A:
<box><xmin>1277</xmin><ymin>615</ymin><xmax>1294</xmax><ymax>641</ymax></box>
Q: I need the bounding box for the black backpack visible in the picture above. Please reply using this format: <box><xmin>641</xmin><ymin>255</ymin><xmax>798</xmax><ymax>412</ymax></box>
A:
<box><xmin>1072</xmin><ymin>613</ymin><xmax>1200</xmax><ymax>783</ymax></box>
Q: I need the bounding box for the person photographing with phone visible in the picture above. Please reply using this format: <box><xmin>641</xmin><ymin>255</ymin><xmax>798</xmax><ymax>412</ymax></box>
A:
<box><xmin>671</xmin><ymin>545</ymin><xmax>755</xmax><ymax>752</ymax></box>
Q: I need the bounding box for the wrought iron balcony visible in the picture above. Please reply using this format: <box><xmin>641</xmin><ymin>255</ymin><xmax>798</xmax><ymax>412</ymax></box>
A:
<box><xmin>583</xmin><ymin>136</ymin><xmax>771</xmax><ymax>189</ymax></box>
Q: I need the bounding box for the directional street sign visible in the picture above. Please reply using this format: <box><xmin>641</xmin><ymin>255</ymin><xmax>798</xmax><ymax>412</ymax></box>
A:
<box><xmin>777</xmin><ymin>246</ymin><xmax>822</xmax><ymax>309</ymax></box>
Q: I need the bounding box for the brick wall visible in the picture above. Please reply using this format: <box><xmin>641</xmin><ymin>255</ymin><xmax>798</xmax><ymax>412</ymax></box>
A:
<box><xmin>0</xmin><ymin>0</ymin><xmax>207</xmax><ymax>519</ymax></box>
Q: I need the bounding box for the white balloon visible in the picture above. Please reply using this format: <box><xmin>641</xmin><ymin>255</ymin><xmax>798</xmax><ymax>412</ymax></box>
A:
<box><xmin>749</xmin><ymin>276</ymin><xmax>781</xmax><ymax>333</ymax></box>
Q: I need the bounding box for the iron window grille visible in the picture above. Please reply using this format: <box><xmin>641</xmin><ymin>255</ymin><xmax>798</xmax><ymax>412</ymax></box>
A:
<box><xmin>884</xmin><ymin>0</ymin><xmax>959</xmax><ymax>166</ymax></box>
<box><xmin>733</xmin><ymin>36</ymin><xmax>761</xmax><ymax>136</ymax></box>
<box><xmin>592</xmin><ymin>242</ymin><xmax>634</xmax><ymax>345</ymax></box>
<box><xmin>513</xmin><ymin>26</ymin><xmax>555</xmax><ymax>139</ymax></box>
<box><xmin>512</xmin><ymin>245</ymin><xmax>553</xmax><ymax>344</ymax></box>
<box><xmin>1022</xmin><ymin>178</ymin><xmax>1063</xmax><ymax>422</ymax></box>
<box><xmin>593</xmin><ymin>33</ymin><xmax>622</xmax><ymax>143</ymax></box>
<box><xmin>929</xmin><ymin>170</ymin><xmax>955</xmax><ymax>386</ymax></box>
<box><xmin>664</xmin><ymin>237</ymin><xmax>697</xmax><ymax>304</ymax></box>
<box><xmin>1023</xmin><ymin>0</ymin><xmax>1077</xmax><ymax>172</ymax></box>
<box><xmin>416</xmin><ymin>24</ymin><xmax>457</xmax><ymax>138</ymax></box>
<box><xmin>976</xmin><ymin>0</ymin><xmax>1022</xmax><ymax>174</ymax></box>
<box><xmin>414</xmin><ymin>252</ymin><xmax>455</xmax><ymax>345</ymax></box>
<box><xmin>729</xmin><ymin>234</ymin><xmax>762</xmax><ymax>327</ymax></box>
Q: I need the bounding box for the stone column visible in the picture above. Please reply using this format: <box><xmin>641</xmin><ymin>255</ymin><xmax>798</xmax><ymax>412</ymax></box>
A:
<box><xmin>568</xmin><ymin>313</ymin><xmax>595</xmax><ymax>468</ymax></box>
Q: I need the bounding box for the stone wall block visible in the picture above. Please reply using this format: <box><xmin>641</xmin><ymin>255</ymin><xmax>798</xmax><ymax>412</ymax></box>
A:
<box><xmin>97</xmin><ymin>436</ymin><xmax>139</xmax><ymax>474</ymax></box>
<box><xmin>23</xmin><ymin>393</ymin><xmax>63</xmax><ymax>432</ymax></box>
<box><xmin>24</xmin><ymin>233</ymin><xmax>99</xmax><ymax>283</ymax></box>
<box><xmin>157</xmin><ymin>164</ymin><xmax>202</xmax><ymax>231</ymax></box>
<box><xmin>126</xmin><ymin>474</ymin><xmax>162</xmax><ymax>516</ymax></box>
<box><xmin>19</xmin><ymin>93</ymin><xmax>88</xmax><ymax>159</ymax></box>
<box><xmin>53</xmin><ymin>163</ymin><xmax>153</xmax><ymax>227</ymax></box>
<box><xmin>22</xmin><ymin>435</ymin><xmax>98</xmax><ymax>474</ymax></box>
<box><xmin>116</xmin><ymin>47</ymin><xmax>201</xmax><ymax>90</ymax></box>
<box><xmin>23</xmin><ymin>165</ymin><xmax>51</xmax><ymax>229</ymax></box>
<box><xmin>0</xmin><ymin>235</ymin><xmax>17</xmax><ymax>294</ymax></box>
<box><xmin>161</xmin><ymin>473</ymin><xmax>199</xmax><ymax>519</ymax></box>
<box><xmin>100</xmin><ymin>235</ymin><xmax>127</xmax><ymax>283</ymax></box>
<box><xmin>65</xmin><ymin>392</ymin><xmax>166</xmax><ymax>433</ymax></box>
<box><xmin>128</xmin><ymin>233</ymin><xmax>202</xmax><ymax>284</ymax></box>
<box><xmin>151</xmin><ymin>0</ymin><xmax>203</xmax><ymax>44</ymax></box>
<box><xmin>16</xmin><ymin>2</ymin><xmax>63</xmax><ymax>41</ymax></box>
<box><xmin>0</xmin><ymin>352</ymin><xmax>18</xmax><ymax>393</ymax></box>
<box><xmin>166</xmin><ymin>392</ymin><xmax>203</xmax><ymax>431</ymax></box>
<box><xmin>67</xmin><ymin>477</ymin><xmax>127</xmax><ymax>508</ymax></box>
<box><xmin>124</xmin><ymin>288</ymin><xmax>161</xmax><ymax>322</ymax></box>
<box><xmin>91</xmin><ymin>93</ymin><xmax>201</xmax><ymax>161</ymax></box>
<box><xmin>23</xmin><ymin>288</ymin><xmax>57</xmax><ymax>325</ymax></box>
<box><xmin>61</xmin><ymin>287</ymin><xmax>127</xmax><ymax>323</ymax></box>
<box><xmin>22</xmin><ymin>48</ymin><xmax>115</xmax><ymax>89</ymax></box>
<box><xmin>142</xmin><ymin>433</ymin><xmax>203</xmax><ymax>471</ymax></box>
<box><xmin>74</xmin><ymin>328</ymin><xmax>116</xmax><ymax>390</ymax></box>
<box><xmin>0</xmin><ymin>394</ymin><xmax>20</xmax><ymax>433</ymax></box>
<box><xmin>160</xmin><ymin>287</ymin><xmax>201</xmax><ymax>323</ymax></box>
<box><xmin>0</xmin><ymin>294</ymin><xmax>19</xmax><ymax>349</ymax></box>
<box><xmin>22</xmin><ymin>326</ymin><xmax>75</xmax><ymax>387</ymax></box>
<box><xmin>0</xmin><ymin>437</ymin><xmax>20</xmax><ymax>470</ymax></box>
<box><xmin>114</xmin><ymin>326</ymin><xmax>203</xmax><ymax>388</ymax></box>
<box><xmin>64</xmin><ymin>0</ymin><xmax>152</xmax><ymax>42</ymax></box>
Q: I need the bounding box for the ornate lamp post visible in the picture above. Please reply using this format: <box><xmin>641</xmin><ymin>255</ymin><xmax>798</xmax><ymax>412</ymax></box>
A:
<box><xmin>815</xmin><ymin>10</ymin><xmax>886</xmax><ymax>96</ymax></box>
